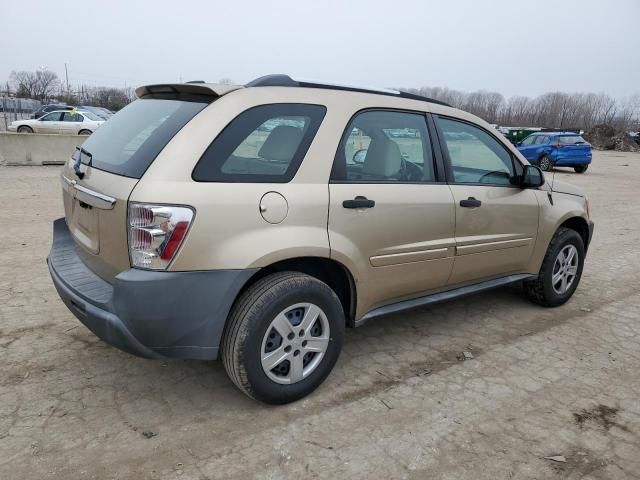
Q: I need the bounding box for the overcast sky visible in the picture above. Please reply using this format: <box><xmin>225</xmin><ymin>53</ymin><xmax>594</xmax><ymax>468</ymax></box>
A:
<box><xmin>3</xmin><ymin>0</ymin><xmax>639</xmax><ymax>98</ymax></box>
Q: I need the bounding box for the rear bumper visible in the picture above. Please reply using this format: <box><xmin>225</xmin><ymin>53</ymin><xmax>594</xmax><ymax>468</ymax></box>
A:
<box><xmin>48</xmin><ymin>218</ymin><xmax>258</xmax><ymax>360</ymax></box>
<box><xmin>552</xmin><ymin>151</ymin><xmax>592</xmax><ymax>166</ymax></box>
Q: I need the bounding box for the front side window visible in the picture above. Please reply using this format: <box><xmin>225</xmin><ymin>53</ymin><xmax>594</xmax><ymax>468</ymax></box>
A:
<box><xmin>332</xmin><ymin>110</ymin><xmax>435</xmax><ymax>182</ymax></box>
<box><xmin>41</xmin><ymin>112</ymin><xmax>62</xmax><ymax>122</ymax></box>
<box><xmin>520</xmin><ymin>135</ymin><xmax>536</xmax><ymax>146</ymax></box>
<box><xmin>437</xmin><ymin>117</ymin><xmax>516</xmax><ymax>186</ymax></box>
<box><xmin>534</xmin><ymin>135</ymin><xmax>548</xmax><ymax>144</ymax></box>
<box><xmin>193</xmin><ymin>104</ymin><xmax>326</xmax><ymax>182</ymax></box>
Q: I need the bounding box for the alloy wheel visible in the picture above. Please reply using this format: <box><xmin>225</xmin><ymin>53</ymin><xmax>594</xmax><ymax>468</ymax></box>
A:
<box><xmin>552</xmin><ymin>244</ymin><xmax>579</xmax><ymax>295</ymax></box>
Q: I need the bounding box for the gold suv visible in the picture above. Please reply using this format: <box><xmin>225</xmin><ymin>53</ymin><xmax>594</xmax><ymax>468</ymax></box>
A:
<box><xmin>48</xmin><ymin>75</ymin><xmax>594</xmax><ymax>404</ymax></box>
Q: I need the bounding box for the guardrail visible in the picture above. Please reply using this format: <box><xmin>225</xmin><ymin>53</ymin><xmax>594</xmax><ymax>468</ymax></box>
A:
<box><xmin>0</xmin><ymin>132</ymin><xmax>83</xmax><ymax>166</ymax></box>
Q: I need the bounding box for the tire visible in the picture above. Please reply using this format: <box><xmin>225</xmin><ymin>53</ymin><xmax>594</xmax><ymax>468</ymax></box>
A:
<box><xmin>17</xmin><ymin>126</ymin><xmax>33</xmax><ymax>133</ymax></box>
<box><xmin>574</xmin><ymin>165</ymin><xmax>589</xmax><ymax>173</ymax></box>
<box><xmin>538</xmin><ymin>155</ymin><xmax>553</xmax><ymax>171</ymax></box>
<box><xmin>78</xmin><ymin>129</ymin><xmax>92</xmax><ymax>135</ymax></box>
<box><xmin>222</xmin><ymin>272</ymin><xmax>345</xmax><ymax>404</ymax></box>
<box><xmin>524</xmin><ymin>227</ymin><xmax>585</xmax><ymax>307</ymax></box>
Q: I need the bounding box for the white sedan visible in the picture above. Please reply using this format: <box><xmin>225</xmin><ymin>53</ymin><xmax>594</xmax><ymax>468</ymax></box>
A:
<box><xmin>8</xmin><ymin>110</ymin><xmax>105</xmax><ymax>135</ymax></box>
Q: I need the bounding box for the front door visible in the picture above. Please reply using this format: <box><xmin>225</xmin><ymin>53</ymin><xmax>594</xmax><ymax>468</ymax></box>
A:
<box><xmin>36</xmin><ymin>111</ymin><xmax>63</xmax><ymax>133</ymax></box>
<box><xmin>435</xmin><ymin>116</ymin><xmax>540</xmax><ymax>285</ymax></box>
<box><xmin>517</xmin><ymin>134</ymin><xmax>538</xmax><ymax>160</ymax></box>
<box><xmin>328</xmin><ymin>110</ymin><xmax>456</xmax><ymax>318</ymax></box>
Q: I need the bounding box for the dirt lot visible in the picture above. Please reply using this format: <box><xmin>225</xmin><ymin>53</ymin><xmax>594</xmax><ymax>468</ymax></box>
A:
<box><xmin>1</xmin><ymin>151</ymin><xmax>639</xmax><ymax>479</ymax></box>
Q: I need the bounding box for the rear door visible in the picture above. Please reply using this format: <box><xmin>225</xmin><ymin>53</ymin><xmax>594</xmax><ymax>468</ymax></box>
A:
<box><xmin>328</xmin><ymin>110</ymin><xmax>455</xmax><ymax>316</ymax></box>
<box><xmin>59</xmin><ymin>111</ymin><xmax>84</xmax><ymax>134</ymax></box>
<box><xmin>434</xmin><ymin>116</ymin><xmax>540</xmax><ymax>285</ymax></box>
<box><xmin>62</xmin><ymin>95</ymin><xmax>210</xmax><ymax>281</ymax></box>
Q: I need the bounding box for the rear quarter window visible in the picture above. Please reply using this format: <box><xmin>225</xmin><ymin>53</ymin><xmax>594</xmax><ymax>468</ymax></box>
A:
<box><xmin>192</xmin><ymin>103</ymin><xmax>326</xmax><ymax>183</ymax></box>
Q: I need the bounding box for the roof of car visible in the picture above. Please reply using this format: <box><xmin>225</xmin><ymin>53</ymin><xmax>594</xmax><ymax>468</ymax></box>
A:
<box><xmin>532</xmin><ymin>131</ymin><xmax>580</xmax><ymax>136</ymax></box>
<box><xmin>135</xmin><ymin>74</ymin><xmax>451</xmax><ymax>107</ymax></box>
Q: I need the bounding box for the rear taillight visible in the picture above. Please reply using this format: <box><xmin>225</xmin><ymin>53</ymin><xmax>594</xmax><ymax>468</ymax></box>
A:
<box><xmin>128</xmin><ymin>203</ymin><xmax>194</xmax><ymax>270</ymax></box>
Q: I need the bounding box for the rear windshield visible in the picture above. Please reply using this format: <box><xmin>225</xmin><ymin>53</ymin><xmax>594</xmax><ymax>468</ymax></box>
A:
<box><xmin>558</xmin><ymin>135</ymin><xmax>586</xmax><ymax>144</ymax></box>
<box><xmin>79</xmin><ymin>97</ymin><xmax>208</xmax><ymax>178</ymax></box>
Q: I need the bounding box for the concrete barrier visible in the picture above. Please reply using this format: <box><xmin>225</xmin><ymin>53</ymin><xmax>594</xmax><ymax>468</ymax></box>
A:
<box><xmin>0</xmin><ymin>132</ymin><xmax>84</xmax><ymax>166</ymax></box>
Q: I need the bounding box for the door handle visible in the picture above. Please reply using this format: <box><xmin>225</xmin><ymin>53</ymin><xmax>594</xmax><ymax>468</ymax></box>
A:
<box><xmin>343</xmin><ymin>198</ymin><xmax>375</xmax><ymax>209</ymax></box>
<box><xmin>460</xmin><ymin>197</ymin><xmax>482</xmax><ymax>208</ymax></box>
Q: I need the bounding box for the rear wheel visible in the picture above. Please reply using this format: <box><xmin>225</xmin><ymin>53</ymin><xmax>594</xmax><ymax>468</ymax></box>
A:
<box><xmin>222</xmin><ymin>272</ymin><xmax>345</xmax><ymax>404</ymax></box>
<box><xmin>574</xmin><ymin>165</ymin><xmax>589</xmax><ymax>173</ymax></box>
<box><xmin>78</xmin><ymin>129</ymin><xmax>92</xmax><ymax>135</ymax></box>
<box><xmin>538</xmin><ymin>155</ymin><xmax>553</xmax><ymax>171</ymax></box>
<box><xmin>525</xmin><ymin>227</ymin><xmax>585</xmax><ymax>307</ymax></box>
<box><xmin>17</xmin><ymin>126</ymin><xmax>33</xmax><ymax>133</ymax></box>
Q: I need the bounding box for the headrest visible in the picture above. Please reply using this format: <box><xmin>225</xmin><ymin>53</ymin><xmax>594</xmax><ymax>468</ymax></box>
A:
<box><xmin>362</xmin><ymin>138</ymin><xmax>402</xmax><ymax>178</ymax></box>
<box><xmin>258</xmin><ymin>125</ymin><xmax>303</xmax><ymax>162</ymax></box>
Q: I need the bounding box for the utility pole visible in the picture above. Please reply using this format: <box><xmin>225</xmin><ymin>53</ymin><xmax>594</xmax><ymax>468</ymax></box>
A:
<box><xmin>64</xmin><ymin>63</ymin><xmax>70</xmax><ymax>94</ymax></box>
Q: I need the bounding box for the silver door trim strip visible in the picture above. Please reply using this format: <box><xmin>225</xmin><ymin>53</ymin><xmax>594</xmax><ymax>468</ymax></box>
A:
<box><xmin>455</xmin><ymin>237</ymin><xmax>532</xmax><ymax>256</ymax></box>
<box><xmin>370</xmin><ymin>247</ymin><xmax>451</xmax><ymax>267</ymax></box>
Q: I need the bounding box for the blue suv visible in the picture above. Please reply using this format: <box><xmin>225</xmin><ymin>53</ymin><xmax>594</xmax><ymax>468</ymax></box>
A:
<box><xmin>517</xmin><ymin>132</ymin><xmax>592</xmax><ymax>173</ymax></box>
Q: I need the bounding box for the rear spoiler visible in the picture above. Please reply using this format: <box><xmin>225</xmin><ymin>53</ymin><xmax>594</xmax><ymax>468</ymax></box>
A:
<box><xmin>135</xmin><ymin>83</ymin><xmax>242</xmax><ymax>99</ymax></box>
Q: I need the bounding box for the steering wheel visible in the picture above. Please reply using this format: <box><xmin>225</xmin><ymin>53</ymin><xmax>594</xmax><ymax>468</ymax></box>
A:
<box><xmin>399</xmin><ymin>159</ymin><xmax>423</xmax><ymax>182</ymax></box>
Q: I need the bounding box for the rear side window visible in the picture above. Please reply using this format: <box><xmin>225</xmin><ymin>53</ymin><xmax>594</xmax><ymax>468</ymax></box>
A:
<box><xmin>332</xmin><ymin>110</ymin><xmax>436</xmax><ymax>183</ymax></box>
<box><xmin>62</xmin><ymin>112</ymin><xmax>83</xmax><ymax>122</ymax></box>
<box><xmin>192</xmin><ymin>104</ymin><xmax>326</xmax><ymax>183</ymax></box>
<box><xmin>79</xmin><ymin>97</ymin><xmax>208</xmax><ymax>178</ymax></box>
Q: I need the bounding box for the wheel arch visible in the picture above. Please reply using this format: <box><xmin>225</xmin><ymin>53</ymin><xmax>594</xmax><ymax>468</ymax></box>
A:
<box><xmin>234</xmin><ymin>256</ymin><xmax>357</xmax><ymax>327</ymax></box>
<box><xmin>559</xmin><ymin>216</ymin><xmax>590</xmax><ymax>250</ymax></box>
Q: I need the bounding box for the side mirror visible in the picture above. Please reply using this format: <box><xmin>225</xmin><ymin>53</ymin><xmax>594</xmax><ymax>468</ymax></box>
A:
<box><xmin>515</xmin><ymin>141</ymin><xmax>522</xmax><ymax>147</ymax></box>
<box><xmin>352</xmin><ymin>149</ymin><xmax>367</xmax><ymax>164</ymax></box>
<box><xmin>522</xmin><ymin>165</ymin><xmax>545</xmax><ymax>188</ymax></box>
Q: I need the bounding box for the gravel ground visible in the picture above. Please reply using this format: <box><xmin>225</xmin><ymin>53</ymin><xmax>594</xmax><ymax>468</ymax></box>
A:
<box><xmin>1</xmin><ymin>151</ymin><xmax>639</xmax><ymax>479</ymax></box>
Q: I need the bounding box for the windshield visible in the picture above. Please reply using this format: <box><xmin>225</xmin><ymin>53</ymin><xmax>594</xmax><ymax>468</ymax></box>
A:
<box><xmin>79</xmin><ymin>97</ymin><xmax>208</xmax><ymax>178</ymax></box>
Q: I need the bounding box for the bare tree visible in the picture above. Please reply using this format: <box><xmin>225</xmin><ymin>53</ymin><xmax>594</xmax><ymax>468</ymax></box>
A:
<box><xmin>10</xmin><ymin>69</ymin><xmax>60</xmax><ymax>102</ymax></box>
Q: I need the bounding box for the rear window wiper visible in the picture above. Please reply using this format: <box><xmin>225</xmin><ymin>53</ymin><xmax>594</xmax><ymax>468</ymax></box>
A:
<box><xmin>73</xmin><ymin>146</ymin><xmax>93</xmax><ymax>179</ymax></box>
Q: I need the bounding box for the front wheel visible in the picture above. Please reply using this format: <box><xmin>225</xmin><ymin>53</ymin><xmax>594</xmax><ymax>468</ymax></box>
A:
<box><xmin>574</xmin><ymin>165</ymin><xmax>589</xmax><ymax>173</ymax></box>
<box><xmin>538</xmin><ymin>155</ymin><xmax>553</xmax><ymax>171</ymax></box>
<box><xmin>78</xmin><ymin>129</ymin><xmax>92</xmax><ymax>135</ymax></box>
<box><xmin>525</xmin><ymin>227</ymin><xmax>585</xmax><ymax>307</ymax></box>
<box><xmin>222</xmin><ymin>272</ymin><xmax>345</xmax><ymax>404</ymax></box>
<box><xmin>17</xmin><ymin>126</ymin><xmax>33</xmax><ymax>133</ymax></box>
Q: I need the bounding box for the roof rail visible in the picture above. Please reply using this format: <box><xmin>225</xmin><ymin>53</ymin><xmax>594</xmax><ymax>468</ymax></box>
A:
<box><xmin>245</xmin><ymin>74</ymin><xmax>451</xmax><ymax>107</ymax></box>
